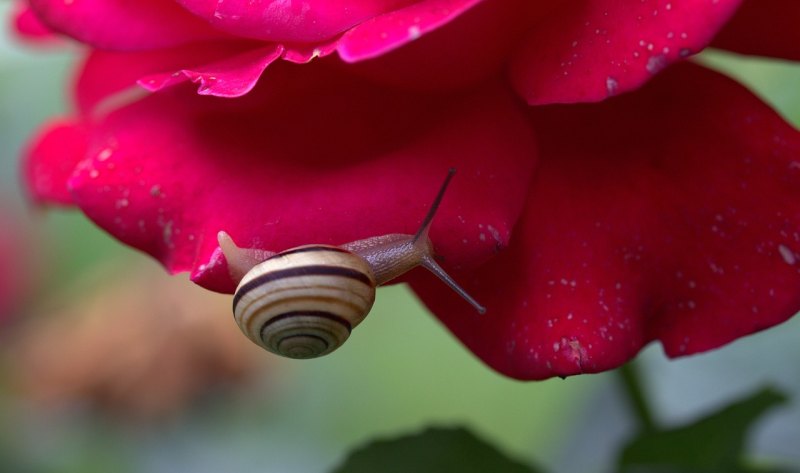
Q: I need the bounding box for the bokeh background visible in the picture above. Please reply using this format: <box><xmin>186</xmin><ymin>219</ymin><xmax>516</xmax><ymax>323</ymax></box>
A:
<box><xmin>1</xmin><ymin>2</ymin><xmax>799</xmax><ymax>471</ymax></box>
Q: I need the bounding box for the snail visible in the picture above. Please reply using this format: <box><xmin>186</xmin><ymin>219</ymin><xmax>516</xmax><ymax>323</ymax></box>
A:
<box><xmin>218</xmin><ymin>169</ymin><xmax>485</xmax><ymax>359</ymax></box>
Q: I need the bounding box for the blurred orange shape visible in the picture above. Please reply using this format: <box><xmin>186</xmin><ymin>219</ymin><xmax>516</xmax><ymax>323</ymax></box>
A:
<box><xmin>8</xmin><ymin>261</ymin><xmax>269</xmax><ymax>422</ymax></box>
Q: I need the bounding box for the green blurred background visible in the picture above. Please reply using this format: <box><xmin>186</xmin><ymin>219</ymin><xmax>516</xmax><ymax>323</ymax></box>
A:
<box><xmin>1</xmin><ymin>2</ymin><xmax>799</xmax><ymax>472</ymax></box>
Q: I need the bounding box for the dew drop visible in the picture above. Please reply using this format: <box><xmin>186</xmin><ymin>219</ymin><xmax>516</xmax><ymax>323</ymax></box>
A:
<box><xmin>646</xmin><ymin>54</ymin><xmax>668</xmax><ymax>74</ymax></box>
<box><xmin>606</xmin><ymin>76</ymin><xmax>619</xmax><ymax>96</ymax></box>
<box><xmin>779</xmin><ymin>244</ymin><xmax>796</xmax><ymax>265</ymax></box>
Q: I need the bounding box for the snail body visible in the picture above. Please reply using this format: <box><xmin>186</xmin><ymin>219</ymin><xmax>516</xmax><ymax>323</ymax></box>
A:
<box><xmin>220</xmin><ymin>169</ymin><xmax>485</xmax><ymax>359</ymax></box>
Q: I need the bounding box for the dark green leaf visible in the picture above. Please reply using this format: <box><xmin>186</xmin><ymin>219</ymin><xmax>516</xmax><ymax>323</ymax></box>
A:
<box><xmin>619</xmin><ymin>388</ymin><xmax>787</xmax><ymax>473</ymax></box>
<box><xmin>332</xmin><ymin>426</ymin><xmax>542</xmax><ymax>473</ymax></box>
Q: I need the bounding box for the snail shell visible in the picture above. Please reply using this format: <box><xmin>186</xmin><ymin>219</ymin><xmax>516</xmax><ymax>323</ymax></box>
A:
<box><xmin>232</xmin><ymin>245</ymin><xmax>377</xmax><ymax>359</ymax></box>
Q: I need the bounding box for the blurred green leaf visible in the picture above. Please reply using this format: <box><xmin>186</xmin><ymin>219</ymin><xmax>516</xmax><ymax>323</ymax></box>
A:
<box><xmin>619</xmin><ymin>388</ymin><xmax>788</xmax><ymax>473</ymax></box>
<box><xmin>0</xmin><ymin>446</ymin><xmax>42</xmax><ymax>473</ymax></box>
<box><xmin>332</xmin><ymin>426</ymin><xmax>542</xmax><ymax>473</ymax></box>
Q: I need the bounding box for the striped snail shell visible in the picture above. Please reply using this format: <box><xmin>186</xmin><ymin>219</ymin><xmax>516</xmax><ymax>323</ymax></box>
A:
<box><xmin>219</xmin><ymin>169</ymin><xmax>485</xmax><ymax>359</ymax></box>
<box><xmin>232</xmin><ymin>245</ymin><xmax>376</xmax><ymax>359</ymax></box>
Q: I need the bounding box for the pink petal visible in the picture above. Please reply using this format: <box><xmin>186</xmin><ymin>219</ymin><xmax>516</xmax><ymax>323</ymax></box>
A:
<box><xmin>336</xmin><ymin>0</ymin><xmax>481</xmax><ymax>61</ymax></box>
<box><xmin>174</xmin><ymin>0</ymin><xmax>415</xmax><ymax>43</ymax></box>
<box><xmin>77</xmin><ymin>42</ymin><xmax>339</xmax><ymax>102</ymax></box>
<box><xmin>138</xmin><ymin>44</ymin><xmax>284</xmax><ymax>98</ymax></box>
<box><xmin>79</xmin><ymin>0</ymin><xmax>515</xmax><ymax>97</ymax></box>
<box><xmin>338</xmin><ymin>0</ymin><xmax>558</xmax><ymax>91</ymax></box>
<box><xmin>77</xmin><ymin>50</ymin><xmax>163</xmax><ymax>116</ymax></box>
<box><xmin>75</xmin><ymin>42</ymin><xmax>276</xmax><ymax>112</ymax></box>
<box><xmin>27</xmin><ymin>0</ymin><xmax>225</xmax><ymax>50</ymax></box>
<box><xmin>26</xmin><ymin>61</ymin><xmax>537</xmax><ymax>293</ymax></box>
<box><xmin>23</xmin><ymin>119</ymin><xmax>89</xmax><ymax>206</ymax></box>
<box><xmin>711</xmin><ymin>0</ymin><xmax>800</xmax><ymax>61</ymax></box>
<box><xmin>279</xmin><ymin>39</ymin><xmax>340</xmax><ymax>64</ymax></box>
<box><xmin>11</xmin><ymin>2</ymin><xmax>56</xmax><ymax>40</ymax></box>
<box><xmin>413</xmin><ymin>63</ymin><xmax>800</xmax><ymax>380</ymax></box>
<box><xmin>509</xmin><ymin>0</ymin><xmax>742</xmax><ymax>105</ymax></box>
<box><xmin>50</xmin><ymin>0</ymin><xmax>558</xmax><ymax>99</ymax></box>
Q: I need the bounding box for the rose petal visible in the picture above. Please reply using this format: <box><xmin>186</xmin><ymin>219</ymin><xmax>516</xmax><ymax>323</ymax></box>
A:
<box><xmin>275</xmin><ymin>39</ymin><xmax>340</xmax><ymax>64</ymax></box>
<box><xmin>138</xmin><ymin>44</ymin><xmax>284</xmax><ymax>98</ymax></box>
<box><xmin>509</xmin><ymin>0</ymin><xmax>742</xmax><ymax>105</ymax></box>
<box><xmin>86</xmin><ymin>0</ymin><xmax>520</xmax><ymax>97</ymax></box>
<box><xmin>174</xmin><ymin>0</ymin><xmax>415</xmax><ymax>43</ymax></box>
<box><xmin>11</xmin><ymin>2</ymin><xmax>56</xmax><ymax>40</ymax></box>
<box><xmin>76</xmin><ymin>41</ymin><xmax>342</xmax><ymax>101</ymax></box>
<box><xmin>46</xmin><ymin>0</ymin><xmax>563</xmax><ymax>99</ymax></box>
<box><xmin>336</xmin><ymin>0</ymin><xmax>481</xmax><ymax>61</ymax></box>
<box><xmin>413</xmin><ymin>63</ymin><xmax>800</xmax><ymax>380</ymax></box>
<box><xmin>338</xmin><ymin>0</ymin><xmax>562</xmax><ymax>91</ymax></box>
<box><xmin>28</xmin><ymin>0</ymin><xmax>225</xmax><ymax>50</ymax></box>
<box><xmin>26</xmin><ymin>61</ymin><xmax>537</xmax><ymax>293</ymax></box>
<box><xmin>711</xmin><ymin>0</ymin><xmax>800</xmax><ymax>61</ymax></box>
<box><xmin>75</xmin><ymin>42</ymin><xmax>277</xmax><ymax>113</ymax></box>
<box><xmin>39</xmin><ymin>0</ymin><xmax>559</xmax><ymax>99</ymax></box>
<box><xmin>23</xmin><ymin>119</ymin><xmax>89</xmax><ymax>206</ymax></box>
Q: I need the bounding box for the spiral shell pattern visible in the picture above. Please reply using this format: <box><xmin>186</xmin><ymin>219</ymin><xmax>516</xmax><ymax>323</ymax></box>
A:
<box><xmin>233</xmin><ymin>245</ymin><xmax>377</xmax><ymax>359</ymax></box>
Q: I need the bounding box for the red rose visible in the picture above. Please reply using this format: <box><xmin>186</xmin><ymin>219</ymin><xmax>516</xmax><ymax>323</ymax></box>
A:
<box><xmin>18</xmin><ymin>0</ymin><xmax>800</xmax><ymax>379</ymax></box>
